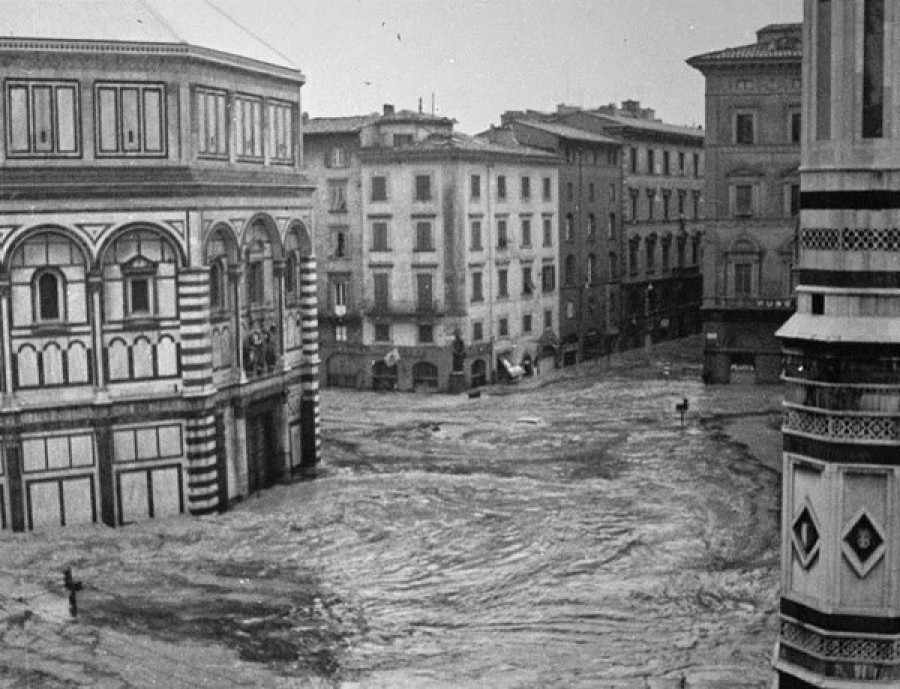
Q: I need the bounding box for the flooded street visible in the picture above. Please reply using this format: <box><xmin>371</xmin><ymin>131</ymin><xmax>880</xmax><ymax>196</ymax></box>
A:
<box><xmin>0</xmin><ymin>339</ymin><xmax>785</xmax><ymax>688</ymax></box>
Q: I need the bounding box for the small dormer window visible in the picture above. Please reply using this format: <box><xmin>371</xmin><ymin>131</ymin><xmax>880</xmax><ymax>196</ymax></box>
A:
<box><xmin>122</xmin><ymin>255</ymin><xmax>158</xmax><ymax>317</ymax></box>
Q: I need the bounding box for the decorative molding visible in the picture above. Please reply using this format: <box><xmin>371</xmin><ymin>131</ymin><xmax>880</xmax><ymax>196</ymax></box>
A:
<box><xmin>75</xmin><ymin>223</ymin><xmax>112</xmax><ymax>243</ymax></box>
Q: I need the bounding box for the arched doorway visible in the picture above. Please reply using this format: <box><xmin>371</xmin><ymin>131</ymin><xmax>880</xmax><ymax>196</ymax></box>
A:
<box><xmin>372</xmin><ymin>361</ymin><xmax>398</xmax><ymax>391</ymax></box>
<box><xmin>412</xmin><ymin>361</ymin><xmax>439</xmax><ymax>389</ymax></box>
<box><xmin>470</xmin><ymin>359</ymin><xmax>487</xmax><ymax>388</ymax></box>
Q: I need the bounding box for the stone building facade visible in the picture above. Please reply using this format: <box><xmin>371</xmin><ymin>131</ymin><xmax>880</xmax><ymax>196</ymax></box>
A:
<box><xmin>0</xmin><ymin>3</ymin><xmax>320</xmax><ymax>531</ymax></box>
<box><xmin>775</xmin><ymin>2</ymin><xmax>900</xmax><ymax>685</ymax></box>
<box><xmin>553</xmin><ymin>104</ymin><xmax>706</xmax><ymax>351</ymax></box>
<box><xmin>307</xmin><ymin>108</ymin><xmax>560</xmax><ymax>392</ymax></box>
<box><xmin>688</xmin><ymin>24</ymin><xmax>802</xmax><ymax>384</ymax></box>
<box><xmin>486</xmin><ymin>119</ymin><xmax>624</xmax><ymax>364</ymax></box>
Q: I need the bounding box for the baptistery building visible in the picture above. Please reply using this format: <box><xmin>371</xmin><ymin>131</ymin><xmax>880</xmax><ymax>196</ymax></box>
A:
<box><xmin>0</xmin><ymin>1</ymin><xmax>320</xmax><ymax>531</ymax></box>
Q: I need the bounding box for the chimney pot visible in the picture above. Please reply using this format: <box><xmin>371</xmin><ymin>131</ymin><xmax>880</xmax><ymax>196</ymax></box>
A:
<box><xmin>383</xmin><ymin>104</ymin><xmax>395</xmax><ymax>116</ymax></box>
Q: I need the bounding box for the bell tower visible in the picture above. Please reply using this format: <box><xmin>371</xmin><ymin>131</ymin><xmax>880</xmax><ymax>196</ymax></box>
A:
<box><xmin>775</xmin><ymin>1</ymin><xmax>900</xmax><ymax>685</ymax></box>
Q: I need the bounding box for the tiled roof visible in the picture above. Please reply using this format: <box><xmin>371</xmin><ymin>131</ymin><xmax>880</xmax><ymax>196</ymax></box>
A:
<box><xmin>574</xmin><ymin>112</ymin><xmax>704</xmax><ymax>140</ymax></box>
<box><xmin>303</xmin><ymin>116</ymin><xmax>380</xmax><ymax>135</ymax></box>
<box><xmin>687</xmin><ymin>24</ymin><xmax>802</xmax><ymax>67</ymax></box>
<box><xmin>0</xmin><ymin>0</ymin><xmax>299</xmax><ymax>70</ymax></box>
<box><xmin>304</xmin><ymin>110</ymin><xmax>454</xmax><ymax>135</ymax></box>
<box><xmin>414</xmin><ymin>132</ymin><xmax>557</xmax><ymax>158</ymax></box>
<box><xmin>513</xmin><ymin>120</ymin><xmax>621</xmax><ymax>146</ymax></box>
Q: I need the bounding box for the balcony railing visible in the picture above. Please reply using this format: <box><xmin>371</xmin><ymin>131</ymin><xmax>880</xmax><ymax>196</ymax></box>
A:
<box><xmin>364</xmin><ymin>299</ymin><xmax>445</xmax><ymax>318</ymax></box>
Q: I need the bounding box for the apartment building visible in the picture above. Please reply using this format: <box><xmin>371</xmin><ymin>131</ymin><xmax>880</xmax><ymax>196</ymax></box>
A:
<box><xmin>688</xmin><ymin>24</ymin><xmax>802</xmax><ymax>383</ymax></box>
<box><xmin>307</xmin><ymin>107</ymin><xmax>560</xmax><ymax>391</ymax></box>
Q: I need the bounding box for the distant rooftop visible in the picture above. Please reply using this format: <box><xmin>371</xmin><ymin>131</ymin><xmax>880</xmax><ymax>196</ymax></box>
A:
<box><xmin>686</xmin><ymin>23</ymin><xmax>802</xmax><ymax>68</ymax></box>
<box><xmin>0</xmin><ymin>0</ymin><xmax>300</xmax><ymax>72</ymax></box>
<box><xmin>506</xmin><ymin>120</ymin><xmax>621</xmax><ymax>146</ymax></box>
<box><xmin>305</xmin><ymin>105</ymin><xmax>455</xmax><ymax>136</ymax></box>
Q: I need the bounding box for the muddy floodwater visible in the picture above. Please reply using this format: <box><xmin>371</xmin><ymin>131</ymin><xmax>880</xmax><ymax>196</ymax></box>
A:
<box><xmin>0</xmin><ymin>339</ymin><xmax>785</xmax><ymax>688</ymax></box>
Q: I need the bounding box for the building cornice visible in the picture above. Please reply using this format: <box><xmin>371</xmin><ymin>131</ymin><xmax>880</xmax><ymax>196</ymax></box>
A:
<box><xmin>0</xmin><ymin>37</ymin><xmax>305</xmax><ymax>84</ymax></box>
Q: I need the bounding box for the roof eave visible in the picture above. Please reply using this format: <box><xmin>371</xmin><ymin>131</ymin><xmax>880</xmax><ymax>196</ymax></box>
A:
<box><xmin>0</xmin><ymin>36</ymin><xmax>305</xmax><ymax>83</ymax></box>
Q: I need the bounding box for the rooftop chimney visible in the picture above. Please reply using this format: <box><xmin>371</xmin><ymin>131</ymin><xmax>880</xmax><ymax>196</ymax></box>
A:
<box><xmin>383</xmin><ymin>104</ymin><xmax>395</xmax><ymax>116</ymax></box>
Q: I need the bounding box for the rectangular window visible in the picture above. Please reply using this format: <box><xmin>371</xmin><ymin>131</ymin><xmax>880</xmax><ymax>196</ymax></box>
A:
<box><xmin>521</xmin><ymin>218</ymin><xmax>532</xmax><ymax>247</ymax></box>
<box><xmin>646</xmin><ymin>190</ymin><xmax>656</xmax><ymax>220</ymax></box>
<box><xmin>373</xmin><ymin>273</ymin><xmax>390</xmax><ymax>310</ymax></box>
<box><xmin>663</xmin><ymin>151</ymin><xmax>671</xmax><ymax>175</ymax></box>
<box><xmin>693</xmin><ymin>191</ymin><xmax>702</xmax><ymax>219</ymax></box>
<box><xmin>862</xmin><ymin>0</ymin><xmax>885</xmax><ymax>138</ymax></box>
<box><xmin>6</xmin><ymin>80</ymin><xmax>80</xmax><ymax>157</ymax></box>
<box><xmin>197</xmin><ymin>87</ymin><xmax>228</xmax><ymax>157</ymax></box>
<box><xmin>393</xmin><ymin>133</ymin><xmax>413</xmax><ymax>147</ymax></box>
<box><xmin>735</xmin><ymin>113</ymin><xmax>755</xmax><ymax>144</ymax></box>
<box><xmin>816</xmin><ymin>0</ymin><xmax>832</xmax><ymax>139</ymax></box>
<box><xmin>662</xmin><ymin>192</ymin><xmax>670</xmax><ymax>220</ymax></box>
<box><xmin>678</xmin><ymin>152</ymin><xmax>686</xmax><ymax>175</ymax></box>
<box><xmin>543</xmin><ymin>177</ymin><xmax>552</xmax><ymax>200</ymax></box>
<box><xmin>328</xmin><ymin>180</ymin><xmax>348</xmax><ymax>212</ymax></box>
<box><xmin>371</xmin><ymin>175</ymin><xmax>388</xmax><ymax>201</ymax></box>
<box><xmin>473</xmin><ymin>321</ymin><xmax>483</xmax><ymax>341</ymax></box>
<box><xmin>645</xmin><ymin>240</ymin><xmax>656</xmax><ymax>274</ymax></box>
<box><xmin>415</xmin><ymin>221</ymin><xmax>434</xmax><ymax>251</ymax></box>
<box><xmin>523</xmin><ymin>314</ymin><xmax>533</xmax><ymax>333</ymax></box>
<box><xmin>629</xmin><ymin>190</ymin><xmax>639</xmax><ymax>221</ymax></box>
<box><xmin>693</xmin><ymin>153</ymin><xmax>700</xmax><ymax>177</ymax></box>
<box><xmin>734</xmin><ymin>185</ymin><xmax>754</xmax><ymax>217</ymax></box>
<box><xmin>416</xmin><ymin>273</ymin><xmax>433</xmax><ymax>310</ymax></box>
<box><xmin>734</xmin><ymin>263</ymin><xmax>753</xmax><ymax>297</ymax></box>
<box><xmin>235</xmin><ymin>94</ymin><xmax>263</xmax><ymax>159</ymax></box>
<box><xmin>498</xmin><ymin>317</ymin><xmax>509</xmax><ymax>337</ymax></box>
<box><xmin>335</xmin><ymin>323</ymin><xmax>348</xmax><ymax>342</ymax></box>
<box><xmin>333</xmin><ymin>229</ymin><xmax>348</xmax><ymax>258</ymax></box>
<box><xmin>327</xmin><ymin>147</ymin><xmax>349</xmax><ymax>167</ymax></box>
<box><xmin>415</xmin><ymin>174</ymin><xmax>432</xmax><ymax>201</ymax></box>
<box><xmin>472</xmin><ymin>271</ymin><xmax>483</xmax><ymax>302</ymax></box>
<box><xmin>267</xmin><ymin>99</ymin><xmax>294</xmax><ymax>162</ymax></box>
<box><xmin>248</xmin><ymin>261</ymin><xmax>265</xmax><ymax>305</ymax></box>
<box><xmin>372</xmin><ymin>221</ymin><xmax>389</xmax><ymax>252</ymax></box>
<box><xmin>790</xmin><ymin>111</ymin><xmax>802</xmax><ymax>143</ymax></box>
<box><xmin>567</xmin><ymin>181</ymin><xmax>574</xmax><ymax>202</ymax></box>
<box><xmin>418</xmin><ymin>324</ymin><xmax>434</xmax><ymax>344</ymax></box>
<box><xmin>541</xmin><ymin>265</ymin><xmax>556</xmax><ymax>292</ymax></box>
<box><xmin>334</xmin><ymin>281</ymin><xmax>348</xmax><ymax>307</ymax></box>
<box><xmin>544</xmin><ymin>309</ymin><xmax>553</xmax><ymax>330</ymax></box>
<box><xmin>522</xmin><ymin>266</ymin><xmax>534</xmax><ymax>295</ymax></box>
<box><xmin>588</xmin><ymin>182</ymin><xmax>595</xmax><ymax>202</ymax></box>
<box><xmin>471</xmin><ymin>220</ymin><xmax>483</xmax><ymax>250</ymax></box>
<box><xmin>542</xmin><ymin>218</ymin><xmax>553</xmax><ymax>247</ymax></box>
<box><xmin>521</xmin><ymin>175</ymin><xmax>531</xmax><ymax>199</ymax></box>
<box><xmin>497</xmin><ymin>175</ymin><xmax>507</xmax><ymax>200</ymax></box>
<box><xmin>647</xmin><ymin>149</ymin><xmax>655</xmax><ymax>174</ymax></box>
<box><xmin>678</xmin><ymin>190</ymin><xmax>686</xmax><ymax>217</ymax></box>
<box><xmin>471</xmin><ymin>174</ymin><xmax>481</xmax><ymax>199</ymax></box>
<box><xmin>374</xmin><ymin>323</ymin><xmax>391</xmax><ymax>342</ymax></box>
<box><xmin>497</xmin><ymin>219</ymin><xmax>508</xmax><ymax>249</ymax></box>
<box><xmin>498</xmin><ymin>269</ymin><xmax>508</xmax><ymax>298</ymax></box>
<box><xmin>630</xmin><ymin>147</ymin><xmax>638</xmax><ymax>173</ymax></box>
<box><xmin>608</xmin><ymin>213</ymin><xmax>616</xmax><ymax>239</ymax></box>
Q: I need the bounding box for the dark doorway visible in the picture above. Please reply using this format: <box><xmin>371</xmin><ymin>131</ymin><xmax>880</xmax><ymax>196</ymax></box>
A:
<box><xmin>246</xmin><ymin>405</ymin><xmax>279</xmax><ymax>493</ymax></box>
<box><xmin>372</xmin><ymin>361</ymin><xmax>398</xmax><ymax>390</ymax></box>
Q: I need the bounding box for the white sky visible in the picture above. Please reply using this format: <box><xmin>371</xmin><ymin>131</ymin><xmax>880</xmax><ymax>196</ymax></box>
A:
<box><xmin>209</xmin><ymin>0</ymin><xmax>802</xmax><ymax>132</ymax></box>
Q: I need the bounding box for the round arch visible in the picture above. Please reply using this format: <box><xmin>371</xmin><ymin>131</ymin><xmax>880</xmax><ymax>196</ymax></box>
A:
<box><xmin>203</xmin><ymin>222</ymin><xmax>241</xmax><ymax>264</ymax></box>
<box><xmin>242</xmin><ymin>213</ymin><xmax>284</xmax><ymax>260</ymax></box>
<box><xmin>96</xmin><ymin>222</ymin><xmax>187</xmax><ymax>269</ymax></box>
<box><xmin>285</xmin><ymin>220</ymin><xmax>312</xmax><ymax>257</ymax></box>
<box><xmin>4</xmin><ymin>225</ymin><xmax>92</xmax><ymax>272</ymax></box>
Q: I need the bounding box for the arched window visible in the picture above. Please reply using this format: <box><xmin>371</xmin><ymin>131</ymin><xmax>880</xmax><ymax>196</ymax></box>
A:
<box><xmin>210</xmin><ymin>259</ymin><xmax>226</xmax><ymax>311</ymax></box>
<box><xmin>36</xmin><ymin>271</ymin><xmax>62</xmax><ymax>321</ymax></box>
<box><xmin>285</xmin><ymin>252</ymin><xmax>297</xmax><ymax>295</ymax></box>
<box><xmin>565</xmin><ymin>254</ymin><xmax>576</xmax><ymax>286</ymax></box>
